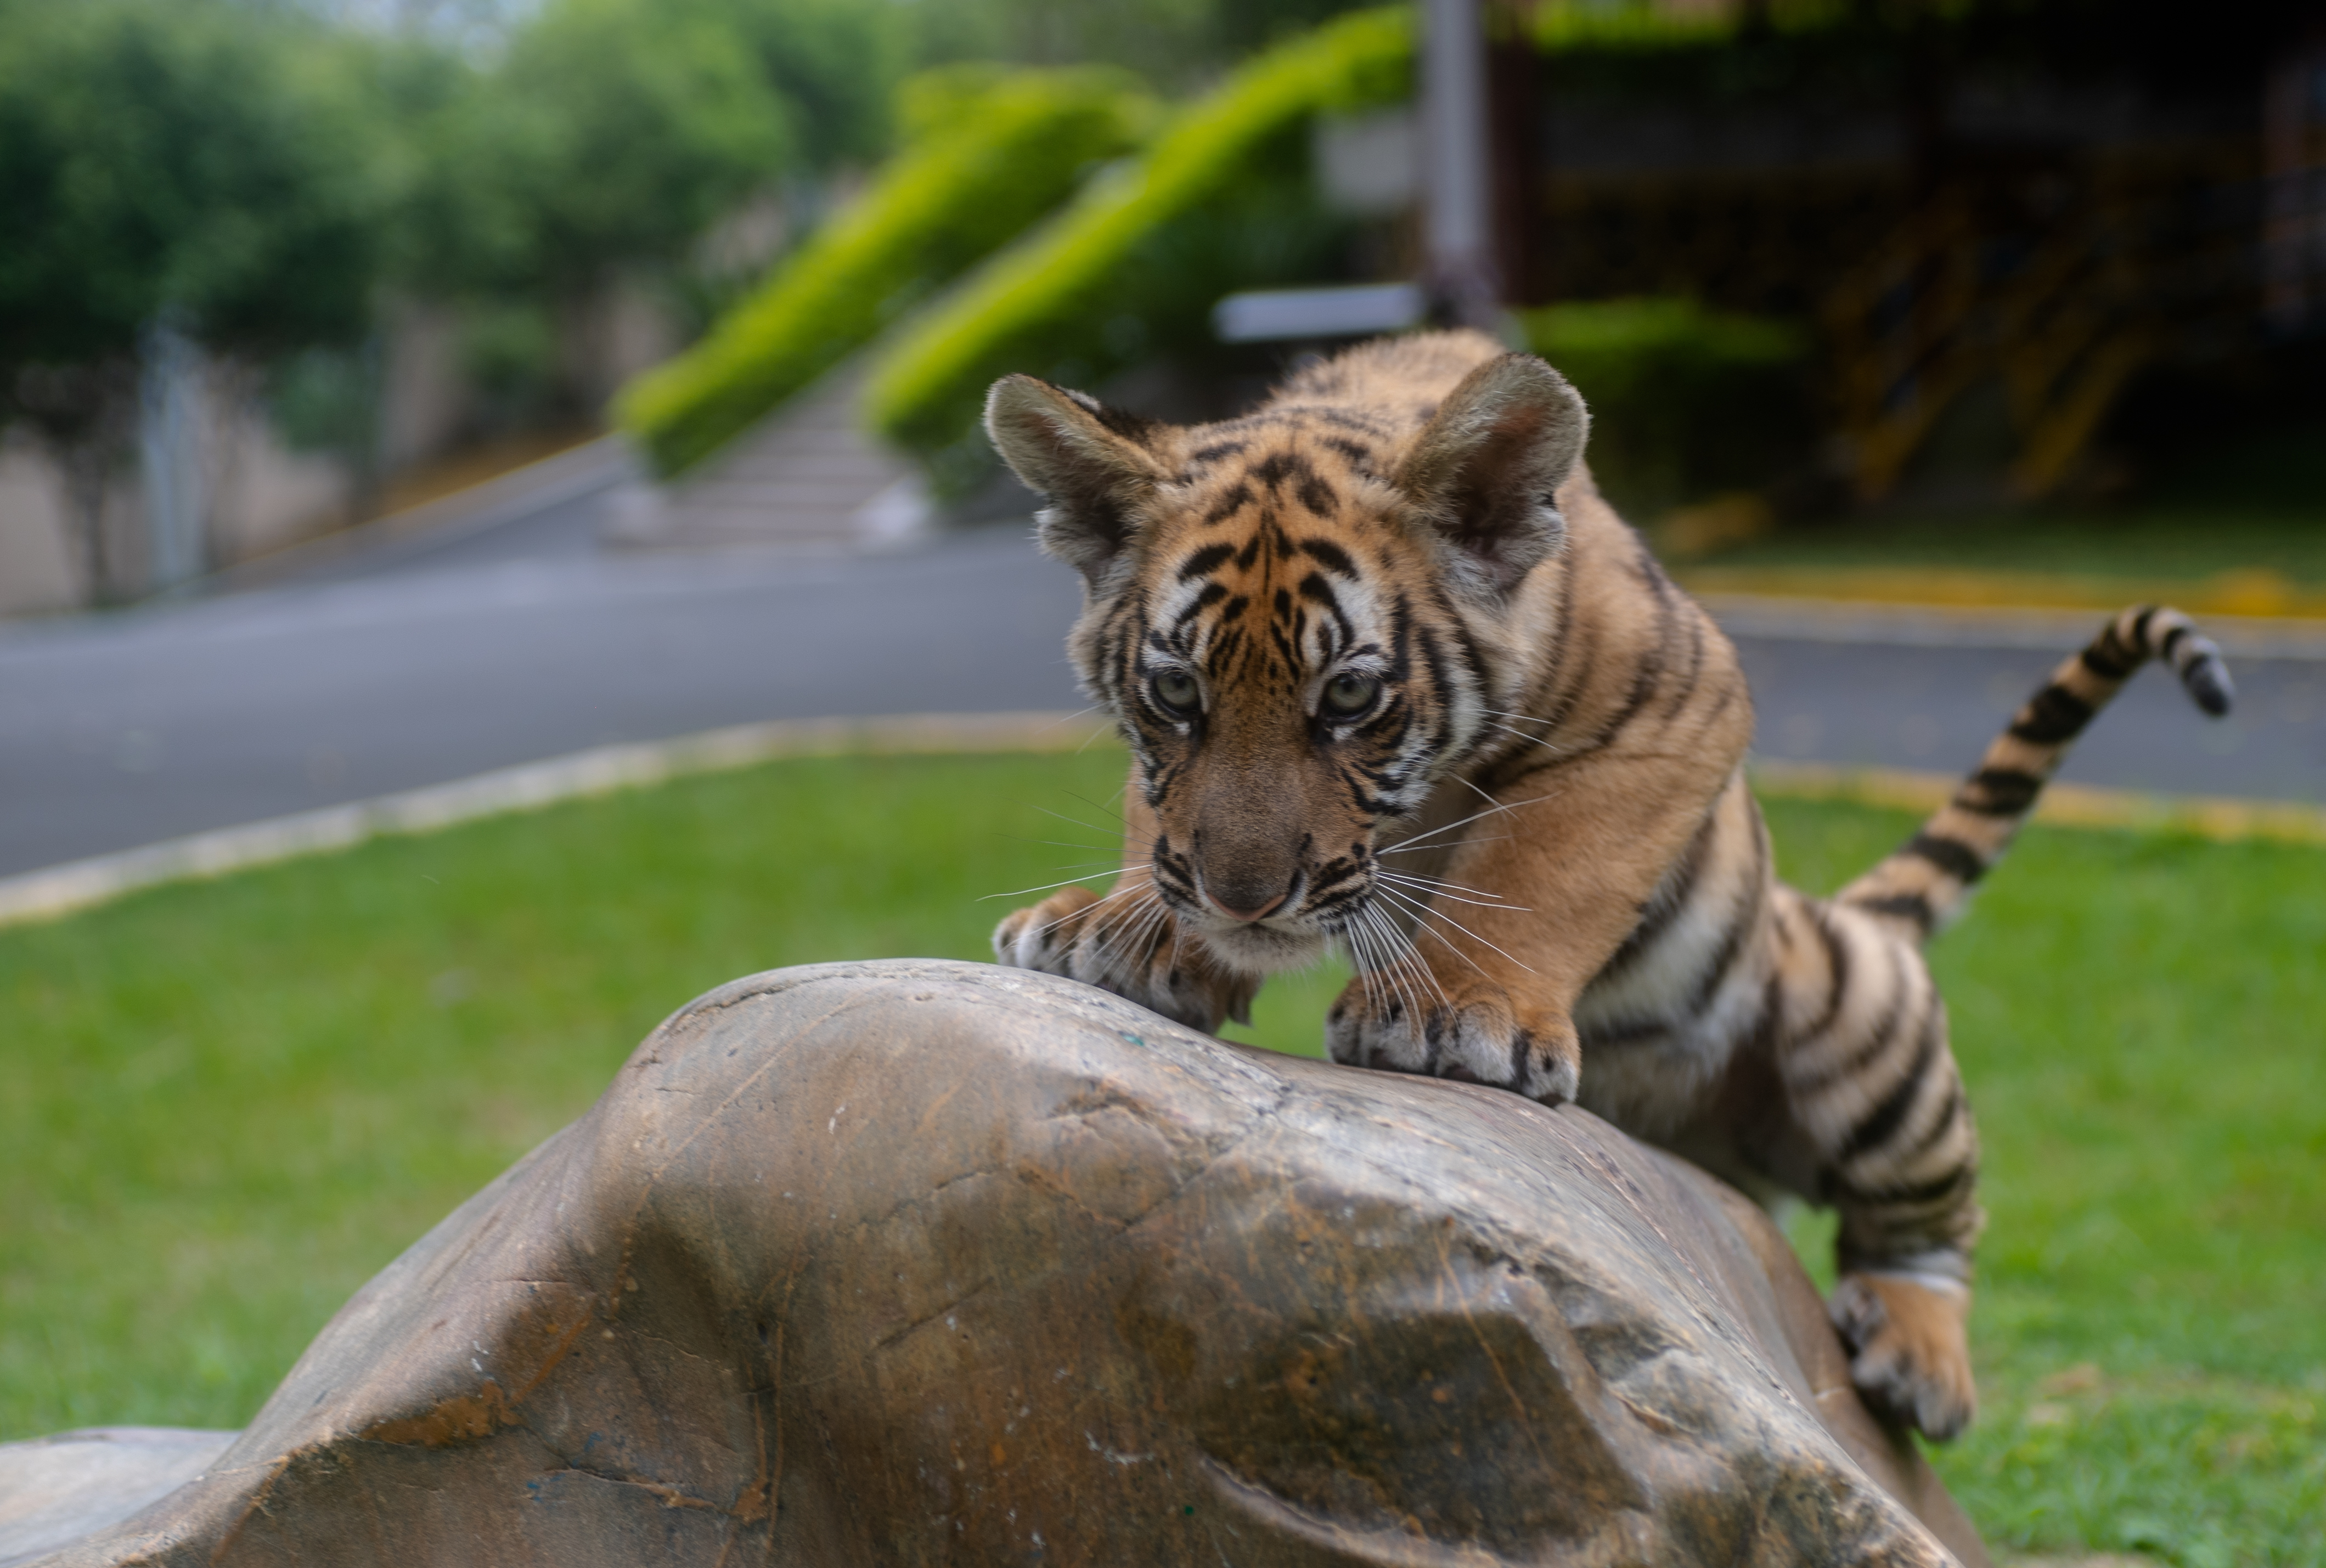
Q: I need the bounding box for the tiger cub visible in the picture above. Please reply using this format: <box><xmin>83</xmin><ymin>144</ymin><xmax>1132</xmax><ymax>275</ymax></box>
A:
<box><xmin>984</xmin><ymin>329</ymin><xmax>2232</xmax><ymax>1440</ymax></box>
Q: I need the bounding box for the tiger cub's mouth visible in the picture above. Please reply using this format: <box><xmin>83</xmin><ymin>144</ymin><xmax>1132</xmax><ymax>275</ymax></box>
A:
<box><xmin>1193</xmin><ymin>913</ymin><xmax>1332</xmax><ymax>973</ymax></box>
<box><xmin>1160</xmin><ymin>875</ymin><xmax>1349</xmax><ymax>975</ymax></box>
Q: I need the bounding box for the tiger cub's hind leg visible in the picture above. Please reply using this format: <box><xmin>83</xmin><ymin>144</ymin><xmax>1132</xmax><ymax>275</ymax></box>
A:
<box><xmin>1763</xmin><ymin>887</ymin><xmax>1985</xmax><ymax>1440</ymax></box>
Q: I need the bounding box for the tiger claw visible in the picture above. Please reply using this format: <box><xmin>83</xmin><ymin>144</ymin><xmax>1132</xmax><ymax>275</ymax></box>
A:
<box><xmin>993</xmin><ymin>884</ymin><xmax>1254</xmax><ymax>1034</ymax></box>
<box><xmin>1326</xmin><ymin>975</ymin><xmax>1580</xmax><ymax>1105</ymax></box>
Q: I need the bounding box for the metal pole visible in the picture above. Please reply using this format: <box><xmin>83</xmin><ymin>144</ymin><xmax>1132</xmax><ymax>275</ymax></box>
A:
<box><xmin>1422</xmin><ymin>0</ymin><xmax>1501</xmax><ymax>329</ymax></box>
<box><xmin>139</xmin><ymin>319</ymin><xmax>206</xmax><ymax>595</ymax></box>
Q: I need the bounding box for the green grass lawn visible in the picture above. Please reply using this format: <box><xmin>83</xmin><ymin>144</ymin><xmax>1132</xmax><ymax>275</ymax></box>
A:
<box><xmin>3</xmin><ymin>752</ymin><xmax>2321</xmax><ymax>1562</ymax></box>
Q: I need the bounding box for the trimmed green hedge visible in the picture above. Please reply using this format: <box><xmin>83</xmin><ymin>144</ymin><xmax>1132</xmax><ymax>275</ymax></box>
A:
<box><xmin>615</xmin><ymin>65</ymin><xmax>1151</xmax><ymax>477</ymax></box>
<box><xmin>1521</xmin><ymin>297</ymin><xmax>1810</xmax><ymax>517</ymax></box>
<box><xmin>863</xmin><ymin>6</ymin><xmax>1411</xmax><ymax>492</ymax></box>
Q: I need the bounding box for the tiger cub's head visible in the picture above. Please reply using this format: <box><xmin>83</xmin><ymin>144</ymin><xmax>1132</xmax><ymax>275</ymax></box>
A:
<box><xmin>985</xmin><ymin>335</ymin><xmax>1588</xmax><ymax>977</ymax></box>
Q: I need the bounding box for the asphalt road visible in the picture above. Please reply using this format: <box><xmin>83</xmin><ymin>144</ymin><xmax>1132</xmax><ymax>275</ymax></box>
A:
<box><xmin>2</xmin><ymin>483</ymin><xmax>2320</xmax><ymax>879</ymax></box>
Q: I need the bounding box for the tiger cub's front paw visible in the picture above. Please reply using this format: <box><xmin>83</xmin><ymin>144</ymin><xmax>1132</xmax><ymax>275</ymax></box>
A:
<box><xmin>1830</xmin><ymin>1272</ymin><xmax>1977</xmax><ymax>1441</ymax></box>
<box><xmin>993</xmin><ymin>884</ymin><xmax>1254</xmax><ymax>1034</ymax></box>
<box><xmin>1324</xmin><ymin>966</ymin><xmax>1580</xmax><ymax>1104</ymax></box>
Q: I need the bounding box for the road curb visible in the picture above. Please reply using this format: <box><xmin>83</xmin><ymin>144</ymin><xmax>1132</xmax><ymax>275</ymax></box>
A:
<box><xmin>1700</xmin><ymin>593</ymin><xmax>2326</xmax><ymax>659</ymax></box>
<box><xmin>1751</xmin><ymin>760</ymin><xmax>2326</xmax><ymax>845</ymax></box>
<box><xmin>2</xmin><ymin>713</ymin><xmax>2317</xmax><ymax>931</ymax></box>
<box><xmin>0</xmin><ymin>712</ymin><xmax>1112</xmax><ymax>930</ymax></box>
<box><xmin>199</xmin><ymin>435</ymin><xmax>635</xmax><ymax>593</ymax></box>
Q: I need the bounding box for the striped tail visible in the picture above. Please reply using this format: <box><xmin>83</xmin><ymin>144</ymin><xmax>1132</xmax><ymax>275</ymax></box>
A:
<box><xmin>1839</xmin><ymin>604</ymin><xmax>2234</xmax><ymax>941</ymax></box>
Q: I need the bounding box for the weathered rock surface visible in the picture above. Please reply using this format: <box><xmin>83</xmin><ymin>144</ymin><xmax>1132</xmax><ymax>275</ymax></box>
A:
<box><xmin>0</xmin><ymin>1430</ymin><xmax>234</xmax><ymax>1568</ymax></box>
<box><xmin>3</xmin><ymin>960</ymin><xmax>1987</xmax><ymax>1566</ymax></box>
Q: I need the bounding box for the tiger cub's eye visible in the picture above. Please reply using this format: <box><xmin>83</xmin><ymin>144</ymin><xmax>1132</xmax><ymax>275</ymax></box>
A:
<box><xmin>1322</xmin><ymin>672</ymin><xmax>1381</xmax><ymax>717</ymax></box>
<box><xmin>1151</xmin><ymin>669</ymin><xmax>1201</xmax><ymax>715</ymax></box>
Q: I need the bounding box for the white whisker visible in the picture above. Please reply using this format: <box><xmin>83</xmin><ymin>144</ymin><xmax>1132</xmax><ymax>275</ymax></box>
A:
<box><xmin>1383</xmin><ymin>793</ymin><xmax>1555</xmax><ymax>855</ymax></box>
<box><xmin>1482</xmin><ymin>720</ymin><xmax>1574</xmax><ymax>757</ymax></box>
<box><xmin>1029</xmin><ymin>881</ymin><xmax>1144</xmax><ymax>939</ymax></box>
<box><xmin>1377</xmin><ymin>871</ymin><xmax>1529</xmax><ymax>911</ymax></box>
<box><xmin>1360</xmin><ymin>903</ymin><xmax>1438</xmax><ymax>1020</ymax></box>
<box><xmin>1376</xmin><ymin>833</ymin><xmax>1512</xmax><ymax>857</ymax></box>
<box><xmin>1031</xmin><ymin>804</ymin><xmax>1123</xmax><ymax>838</ymax></box>
<box><xmin>1065</xmin><ymin>791</ymin><xmax>1132</xmax><ymax>827</ymax></box>
<box><xmin>1080</xmin><ymin>890</ymin><xmax>1161</xmax><ymax>975</ymax></box>
<box><xmin>1367</xmin><ymin>903</ymin><xmax>1442</xmax><ymax>1014</ymax></box>
<box><xmin>1341</xmin><ymin>916</ymin><xmax>1385</xmax><ymax>1014</ymax></box>
<box><xmin>981</xmin><ymin>864</ymin><xmax>1151</xmax><ymax>902</ymax></box>
<box><xmin>1376</xmin><ymin>868</ymin><xmax>1513</xmax><ymax>900</ymax></box>
<box><xmin>1371</xmin><ymin>903</ymin><xmax>1450</xmax><ymax>1014</ymax></box>
<box><xmin>1374</xmin><ymin>883</ymin><xmax>1536</xmax><ymax>975</ymax></box>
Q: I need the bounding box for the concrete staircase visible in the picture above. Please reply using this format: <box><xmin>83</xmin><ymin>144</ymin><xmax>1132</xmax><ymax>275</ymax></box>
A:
<box><xmin>601</xmin><ymin>361</ymin><xmax>928</xmax><ymax>553</ymax></box>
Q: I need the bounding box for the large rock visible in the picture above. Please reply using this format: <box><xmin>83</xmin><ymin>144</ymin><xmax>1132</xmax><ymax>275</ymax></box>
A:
<box><xmin>3</xmin><ymin>960</ymin><xmax>1987</xmax><ymax>1566</ymax></box>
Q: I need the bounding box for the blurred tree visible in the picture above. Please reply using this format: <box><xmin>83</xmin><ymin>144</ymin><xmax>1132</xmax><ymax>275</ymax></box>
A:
<box><xmin>900</xmin><ymin>0</ymin><xmax>1377</xmax><ymax>86</ymax></box>
<box><xmin>380</xmin><ymin>0</ymin><xmax>900</xmax><ymax>416</ymax></box>
<box><xmin>704</xmin><ymin>0</ymin><xmax>902</xmax><ymax>171</ymax></box>
<box><xmin>0</xmin><ymin>0</ymin><xmax>386</xmax><ymax>598</ymax></box>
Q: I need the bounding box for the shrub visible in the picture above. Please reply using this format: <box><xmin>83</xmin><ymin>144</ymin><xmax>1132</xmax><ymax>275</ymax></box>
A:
<box><xmin>614</xmin><ymin>65</ymin><xmax>1150</xmax><ymax>477</ymax></box>
<box><xmin>862</xmin><ymin>6</ymin><xmax>1411</xmax><ymax>494</ymax></box>
<box><xmin>1520</xmin><ymin>297</ymin><xmax>1811</xmax><ymax>520</ymax></box>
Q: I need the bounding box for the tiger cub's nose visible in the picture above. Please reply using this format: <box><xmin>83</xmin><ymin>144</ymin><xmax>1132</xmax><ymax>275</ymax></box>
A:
<box><xmin>1204</xmin><ymin>888</ymin><xmax>1288</xmax><ymax>923</ymax></box>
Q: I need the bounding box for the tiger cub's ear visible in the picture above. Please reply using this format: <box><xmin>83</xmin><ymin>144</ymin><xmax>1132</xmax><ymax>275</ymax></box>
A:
<box><xmin>1394</xmin><ymin>353</ymin><xmax>1589</xmax><ymax>600</ymax></box>
<box><xmin>984</xmin><ymin>375</ymin><xmax>1169</xmax><ymax>585</ymax></box>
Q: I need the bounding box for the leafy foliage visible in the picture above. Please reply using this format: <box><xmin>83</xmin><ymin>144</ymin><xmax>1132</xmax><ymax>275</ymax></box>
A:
<box><xmin>1520</xmin><ymin>298</ymin><xmax>1811</xmax><ymax>518</ymax></box>
<box><xmin>862</xmin><ymin>5</ymin><xmax>1410</xmax><ymax>493</ymax></box>
<box><xmin>383</xmin><ymin>0</ymin><xmax>803</xmax><ymax>298</ymax></box>
<box><xmin>617</xmin><ymin>65</ymin><xmax>1152</xmax><ymax>477</ymax></box>
<box><xmin>906</xmin><ymin>0</ymin><xmax>1383</xmax><ymax>91</ymax></box>
<box><xmin>0</xmin><ymin>0</ymin><xmax>384</xmax><ymax>373</ymax></box>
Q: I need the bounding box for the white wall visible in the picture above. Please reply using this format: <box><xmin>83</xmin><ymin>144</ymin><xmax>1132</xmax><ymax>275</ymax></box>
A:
<box><xmin>0</xmin><ymin>373</ymin><xmax>353</xmax><ymax>617</ymax></box>
<box><xmin>0</xmin><ymin>432</ymin><xmax>85</xmax><ymax>616</ymax></box>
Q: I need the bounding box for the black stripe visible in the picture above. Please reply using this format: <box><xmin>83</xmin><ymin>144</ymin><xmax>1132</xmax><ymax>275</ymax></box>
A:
<box><xmin>1535</xmin><ymin>562</ymin><xmax>1588</xmax><ymax>731</ymax></box>
<box><xmin>1794</xmin><ymin>906</ymin><xmax>1854</xmax><ymax>1043</ymax></box>
<box><xmin>1581</xmin><ymin>543</ymin><xmax>1677</xmax><ymax>752</ymax></box>
<box><xmin>1683</xmin><ymin>824</ymin><xmax>1765</xmax><ymax>1018</ymax></box>
<box><xmin>2008</xmin><ymin>684</ymin><xmax>2096</xmax><ymax>746</ymax></box>
<box><xmin>1662</xmin><ymin>609</ymin><xmax>1707</xmax><ymax>720</ymax></box>
<box><xmin>1683</xmin><ymin>910</ymin><xmax>1749</xmax><ymax>1019</ymax></box>
<box><xmin>1296</xmin><ymin>571</ymin><xmax>1342</xmax><ymax>611</ymax></box>
<box><xmin>2079</xmin><ymin>642</ymin><xmax>2133</xmax><ymax>681</ymax></box>
<box><xmin>1201</xmin><ymin>483</ymin><xmax>1252</xmax><ymax>524</ymax></box>
<box><xmin>1299</xmin><ymin>538</ymin><xmax>1356</xmax><ymax>577</ymax></box>
<box><xmin>1903</xmin><ymin>831</ymin><xmax>1986</xmax><ymax>885</ymax></box>
<box><xmin>2183</xmin><ymin>655</ymin><xmax>2233</xmax><ymax>717</ymax></box>
<box><xmin>1598</xmin><ymin>810</ymin><xmax>1718</xmax><ymax>982</ymax></box>
<box><xmin>1793</xmin><ymin>944</ymin><xmax>1914</xmax><ymax>1097</ymax></box>
<box><xmin>1955</xmin><ymin>766</ymin><xmax>2043</xmax><ymax>817</ymax></box>
<box><xmin>1835</xmin><ymin>1018</ymin><xmax>1943</xmax><ymax>1161</ymax></box>
<box><xmin>1252</xmin><ymin>450</ymin><xmax>1315</xmax><ymax>492</ymax></box>
<box><xmin>1178</xmin><ymin>544</ymin><xmax>1234</xmax><ymax>580</ymax></box>
<box><xmin>1850</xmin><ymin>892</ymin><xmax>1935</xmax><ymax>938</ymax></box>
<box><xmin>2160</xmin><ymin>622</ymin><xmax>2189</xmax><ymax>662</ymax></box>
<box><xmin>1415</xmin><ymin>625</ymin><xmax>1458</xmax><ymax>756</ymax></box>
<box><xmin>1897</xmin><ymin>1079</ymin><xmax>1963</xmax><ymax>1161</ymax></box>
<box><xmin>1579</xmin><ymin>1016</ymin><xmax>1665</xmax><ymax>1048</ymax></box>
<box><xmin>1829</xmin><ymin>1162</ymin><xmax>1973</xmax><ymax>1210</ymax></box>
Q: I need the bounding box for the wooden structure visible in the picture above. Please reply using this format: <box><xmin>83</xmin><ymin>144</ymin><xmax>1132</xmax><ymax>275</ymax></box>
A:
<box><xmin>1484</xmin><ymin>1</ymin><xmax>2324</xmax><ymax>501</ymax></box>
